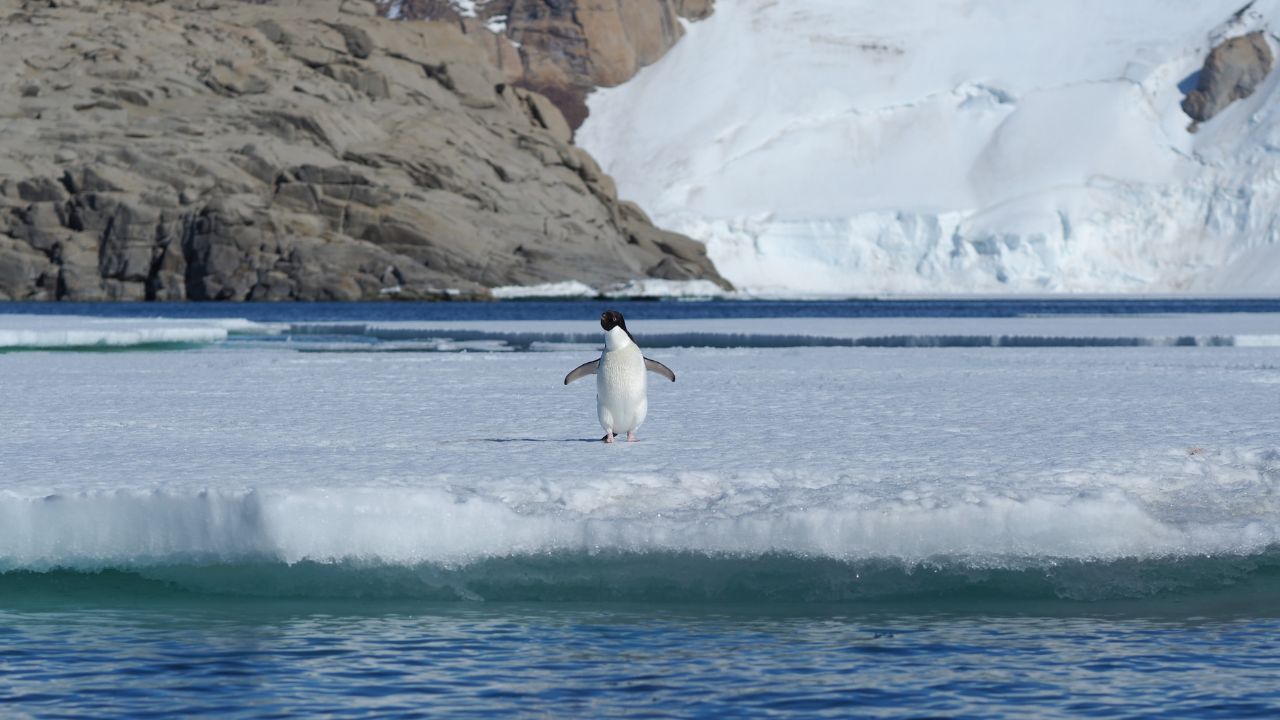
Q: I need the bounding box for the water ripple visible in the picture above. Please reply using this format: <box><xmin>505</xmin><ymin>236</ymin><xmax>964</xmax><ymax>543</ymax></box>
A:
<box><xmin>2</xmin><ymin>604</ymin><xmax>1278</xmax><ymax>718</ymax></box>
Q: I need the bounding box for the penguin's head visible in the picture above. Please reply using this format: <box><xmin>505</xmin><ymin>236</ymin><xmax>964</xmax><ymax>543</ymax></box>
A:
<box><xmin>600</xmin><ymin>310</ymin><xmax>637</xmax><ymax>347</ymax></box>
<box><xmin>600</xmin><ymin>310</ymin><xmax>626</xmax><ymax>332</ymax></box>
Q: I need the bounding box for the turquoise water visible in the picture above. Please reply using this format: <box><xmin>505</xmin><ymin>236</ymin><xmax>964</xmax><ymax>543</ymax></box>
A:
<box><xmin>4</xmin><ymin>576</ymin><xmax>1280</xmax><ymax>718</ymax></box>
<box><xmin>2</xmin><ymin>556</ymin><xmax>1279</xmax><ymax>716</ymax></box>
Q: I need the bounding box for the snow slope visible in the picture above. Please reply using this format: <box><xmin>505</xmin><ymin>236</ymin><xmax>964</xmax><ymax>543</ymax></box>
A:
<box><xmin>578</xmin><ymin>0</ymin><xmax>1280</xmax><ymax>295</ymax></box>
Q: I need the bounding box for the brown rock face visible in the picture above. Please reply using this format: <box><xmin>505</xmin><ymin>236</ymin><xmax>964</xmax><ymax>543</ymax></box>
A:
<box><xmin>0</xmin><ymin>0</ymin><xmax>727</xmax><ymax>301</ymax></box>
<box><xmin>378</xmin><ymin>0</ymin><xmax>713</xmax><ymax>128</ymax></box>
<box><xmin>1183</xmin><ymin>31</ymin><xmax>1274</xmax><ymax>126</ymax></box>
<box><xmin>673</xmin><ymin>0</ymin><xmax>714</xmax><ymax>22</ymax></box>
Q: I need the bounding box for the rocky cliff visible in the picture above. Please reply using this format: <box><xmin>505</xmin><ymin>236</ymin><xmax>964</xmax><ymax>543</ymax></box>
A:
<box><xmin>0</xmin><ymin>0</ymin><xmax>726</xmax><ymax>301</ymax></box>
<box><xmin>377</xmin><ymin>0</ymin><xmax>714</xmax><ymax>128</ymax></box>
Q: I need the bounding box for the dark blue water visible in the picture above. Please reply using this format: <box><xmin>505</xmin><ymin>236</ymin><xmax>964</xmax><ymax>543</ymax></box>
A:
<box><xmin>4</xmin><ymin>593</ymin><xmax>1279</xmax><ymax>718</ymax></box>
<box><xmin>1</xmin><ymin>297</ymin><xmax>1279</xmax><ymax>322</ymax></box>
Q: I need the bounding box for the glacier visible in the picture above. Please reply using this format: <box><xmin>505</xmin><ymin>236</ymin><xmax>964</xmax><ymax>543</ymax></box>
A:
<box><xmin>578</xmin><ymin>0</ymin><xmax>1280</xmax><ymax>295</ymax></box>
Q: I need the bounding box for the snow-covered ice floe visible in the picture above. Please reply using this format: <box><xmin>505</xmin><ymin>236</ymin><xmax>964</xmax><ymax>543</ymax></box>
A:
<box><xmin>1</xmin><ymin>313</ymin><xmax>1278</xmax><ymax>601</ymax></box>
<box><xmin>0</xmin><ymin>315</ymin><xmax>275</xmax><ymax>350</ymax></box>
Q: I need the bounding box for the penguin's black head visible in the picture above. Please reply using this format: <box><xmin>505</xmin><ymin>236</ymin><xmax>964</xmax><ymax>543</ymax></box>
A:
<box><xmin>600</xmin><ymin>310</ymin><xmax>626</xmax><ymax>332</ymax></box>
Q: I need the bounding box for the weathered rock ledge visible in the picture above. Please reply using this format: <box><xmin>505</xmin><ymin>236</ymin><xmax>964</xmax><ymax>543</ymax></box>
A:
<box><xmin>0</xmin><ymin>0</ymin><xmax>727</xmax><ymax>301</ymax></box>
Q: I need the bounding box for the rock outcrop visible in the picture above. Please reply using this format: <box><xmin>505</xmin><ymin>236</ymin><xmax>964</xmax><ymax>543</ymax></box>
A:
<box><xmin>378</xmin><ymin>0</ymin><xmax>714</xmax><ymax>128</ymax></box>
<box><xmin>1183</xmin><ymin>30</ymin><xmax>1274</xmax><ymax>127</ymax></box>
<box><xmin>0</xmin><ymin>0</ymin><xmax>726</xmax><ymax>301</ymax></box>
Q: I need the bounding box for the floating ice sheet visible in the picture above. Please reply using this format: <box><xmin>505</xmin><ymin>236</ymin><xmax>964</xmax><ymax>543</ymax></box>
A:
<box><xmin>1</xmin><ymin>334</ymin><xmax>1277</xmax><ymax>587</ymax></box>
<box><xmin>0</xmin><ymin>315</ymin><xmax>274</xmax><ymax>350</ymax></box>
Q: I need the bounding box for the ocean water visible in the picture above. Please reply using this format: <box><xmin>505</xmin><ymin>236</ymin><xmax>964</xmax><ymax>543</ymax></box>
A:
<box><xmin>2</xmin><ymin>300</ymin><xmax>1279</xmax><ymax>717</ymax></box>
<box><xmin>5</xmin><ymin>590</ymin><xmax>1280</xmax><ymax>718</ymax></box>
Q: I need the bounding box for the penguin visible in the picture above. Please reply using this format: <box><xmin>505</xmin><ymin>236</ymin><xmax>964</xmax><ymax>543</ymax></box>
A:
<box><xmin>563</xmin><ymin>310</ymin><xmax>675</xmax><ymax>443</ymax></box>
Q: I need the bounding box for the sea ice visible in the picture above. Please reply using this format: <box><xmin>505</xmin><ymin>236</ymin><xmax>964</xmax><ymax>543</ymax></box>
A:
<box><xmin>0</xmin><ymin>315</ymin><xmax>1276</xmax><ymax>575</ymax></box>
<box><xmin>0</xmin><ymin>315</ymin><xmax>238</xmax><ymax>348</ymax></box>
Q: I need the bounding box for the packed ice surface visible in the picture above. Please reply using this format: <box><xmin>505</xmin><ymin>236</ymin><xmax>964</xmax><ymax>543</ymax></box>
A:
<box><xmin>1</xmin><ymin>316</ymin><xmax>1277</xmax><ymax>575</ymax></box>
<box><xmin>578</xmin><ymin>0</ymin><xmax>1280</xmax><ymax>295</ymax></box>
<box><xmin>0</xmin><ymin>315</ymin><xmax>244</xmax><ymax>348</ymax></box>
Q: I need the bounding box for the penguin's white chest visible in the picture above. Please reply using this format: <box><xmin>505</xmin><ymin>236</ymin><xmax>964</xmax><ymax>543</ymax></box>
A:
<box><xmin>596</xmin><ymin>335</ymin><xmax>647</xmax><ymax>434</ymax></box>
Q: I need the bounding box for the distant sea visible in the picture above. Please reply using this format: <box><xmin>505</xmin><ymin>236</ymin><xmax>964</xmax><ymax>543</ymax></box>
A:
<box><xmin>1</xmin><ymin>295</ymin><xmax>1280</xmax><ymax>322</ymax></box>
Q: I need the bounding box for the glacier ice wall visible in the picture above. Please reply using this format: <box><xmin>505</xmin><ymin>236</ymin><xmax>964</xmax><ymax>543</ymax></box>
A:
<box><xmin>578</xmin><ymin>0</ymin><xmax>1280</xmax><ymax>294</ymax></box>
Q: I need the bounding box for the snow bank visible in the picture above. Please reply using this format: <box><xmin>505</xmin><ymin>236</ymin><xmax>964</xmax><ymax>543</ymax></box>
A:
<box><xmin>602</xmin><ymin>279</ymin><xmax>727</xmax><ymax>298</ymax></box>
<box><xmin>490</xmin><ymin>279</ymin><xmax>726</xmax><ymax>299</ymax></box>
<box><xmin>579</xmin><ymin>0</ymin><xmax>1280</xmax><ymax>295</ymax></box>
<box><xmin>490</xmin><ymin>281</ymin><xmax>597</xmax><ymax>299</ymax></box>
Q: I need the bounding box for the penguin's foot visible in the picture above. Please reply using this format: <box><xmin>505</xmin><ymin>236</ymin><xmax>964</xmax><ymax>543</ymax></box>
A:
<box><xmin>626</xmin><ymin>431</ymin><xmax>638</xmax><ymax>442</ymax></box>
<box><xmin>602</xmin><ymin>432</ymin><xmax>615</xmax><ymax>443</ymax></box>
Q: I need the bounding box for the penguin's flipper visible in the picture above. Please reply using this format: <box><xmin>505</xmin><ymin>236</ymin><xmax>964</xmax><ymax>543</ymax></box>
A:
<box><xmin>644</xmin><ymin>357</ymin><xmax>676</xmax><ymax>382</ymax></box>
<box><xmin>564</xmin><ymin>359</ymin><xmax>600</xmax><ymax>385</ymax></box>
